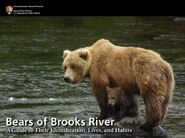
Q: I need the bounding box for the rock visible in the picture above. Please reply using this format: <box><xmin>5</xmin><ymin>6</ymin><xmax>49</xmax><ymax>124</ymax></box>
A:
<box><xmin>103</xmin><ymin>117</ymin><xmax>173</xmax><ymax>138</ymax></box>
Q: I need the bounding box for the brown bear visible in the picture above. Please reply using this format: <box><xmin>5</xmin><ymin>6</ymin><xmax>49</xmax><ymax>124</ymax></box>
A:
<box><xmin>106</xmin><ymin>86</ymin><xmax>138</xmax><ymax>121</ymax></box>
<box><xmin>62</xmin><ymin>39</ymin><xmax>174</xmax><ymax>130</ymax></box>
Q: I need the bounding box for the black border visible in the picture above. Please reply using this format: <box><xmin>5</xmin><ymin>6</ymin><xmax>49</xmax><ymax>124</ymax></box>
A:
<box><xmin>0</xmin><ymin>0</ymin><xmax>184</xmax><ymax>16</ymax></box>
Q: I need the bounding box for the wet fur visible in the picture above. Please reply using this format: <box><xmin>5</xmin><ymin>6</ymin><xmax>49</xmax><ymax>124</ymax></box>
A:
<box><xmin>63</xmin><ymin>39</ymin><xmax>175</xmax><ymax>129</ymax></box>
<box><xmin>107</xmin><ymin>87</ymin><xmax>138</xmax><ymax>121</ymax></box>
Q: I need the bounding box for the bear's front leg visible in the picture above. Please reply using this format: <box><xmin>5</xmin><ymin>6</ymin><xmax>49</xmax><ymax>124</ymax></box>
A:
<box><xmin>93</xmin><ymin>86</ymin><xmax>111</xmax><ymax>119</ymax></box>
<box><xmin>91</xmin><ymin>75</ymin><xmax>111</xmax><ymax>119</ymax></box>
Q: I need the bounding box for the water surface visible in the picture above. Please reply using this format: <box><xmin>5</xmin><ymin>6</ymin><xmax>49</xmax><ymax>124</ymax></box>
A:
<box><xmin>0</xmin><ymin>17</ymin><xmax>185</xmax><ymax>138</ymax></box>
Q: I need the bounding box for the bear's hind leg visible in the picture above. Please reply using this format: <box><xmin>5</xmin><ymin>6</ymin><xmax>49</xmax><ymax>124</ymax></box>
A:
<box><xmin>160</xmin><ymin>94</ymin><xmax>170</xmax><ymax>123</ymax></box>
<box><xmin>140</xmin><ymin>95</ymin><xmax>163</xmax><ymax>131</ymax></box>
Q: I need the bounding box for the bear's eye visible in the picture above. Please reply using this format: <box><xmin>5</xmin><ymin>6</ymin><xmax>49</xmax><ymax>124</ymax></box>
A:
<box><xmin>63</xmin><ymin>66</ymin><xmax>67</xmax><ymax>71</ymax></box>
<box><xmin>70</xmin><ymin>64</ymin><xmax>77</xmax><ymax>70</ymax></box>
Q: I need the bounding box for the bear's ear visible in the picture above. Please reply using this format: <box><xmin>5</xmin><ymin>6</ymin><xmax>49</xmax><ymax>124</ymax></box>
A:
<box><xmin>106</xmin><ymin>86</ymin><xmax>111</xmax><ymax>92</ymax></box>
<box><xmin>79</xmin><ymin>49</ymin><xmax>89</xmax><ymax>60</ymax></box>
<box><xmin>63</xmin><ymin>50</ymin><xmax>71</xmax><ymax>59</ymax></box>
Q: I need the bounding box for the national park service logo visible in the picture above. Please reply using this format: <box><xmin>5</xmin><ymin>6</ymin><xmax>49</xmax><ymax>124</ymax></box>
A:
<box><xmin>6</xmin><ymin>5</ymin><xmax>13</xmax><ymax>15</ymax></box>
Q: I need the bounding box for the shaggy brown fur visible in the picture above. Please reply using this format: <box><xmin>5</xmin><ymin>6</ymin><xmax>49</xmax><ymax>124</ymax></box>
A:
<box><xmin>62</xmin><ymin>39</ymin><xmax>174</xmax><ymax>130</ymax></box>
<box><xmin>106</xmin><ymin>86</ymin><xmax>138</xmax><ymax>121</ymax></box>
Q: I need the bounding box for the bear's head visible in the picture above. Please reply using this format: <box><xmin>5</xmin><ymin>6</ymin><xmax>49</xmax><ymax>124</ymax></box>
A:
<box><xmin>62</xmin><ymin>48</ymin><xmax>91</xmax><ymax>83</ymax></box>
<box><xmin>106</xmin><ymin>86</ymin><xmax>123</xmax><ymax>107</ymax></box>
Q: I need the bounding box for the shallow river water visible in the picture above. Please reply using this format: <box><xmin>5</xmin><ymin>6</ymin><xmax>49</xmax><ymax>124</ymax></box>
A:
<box><xmin>0</xmin><ymin>17</ymin><xmax>185</xmax><ymax>138</ymax></box>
